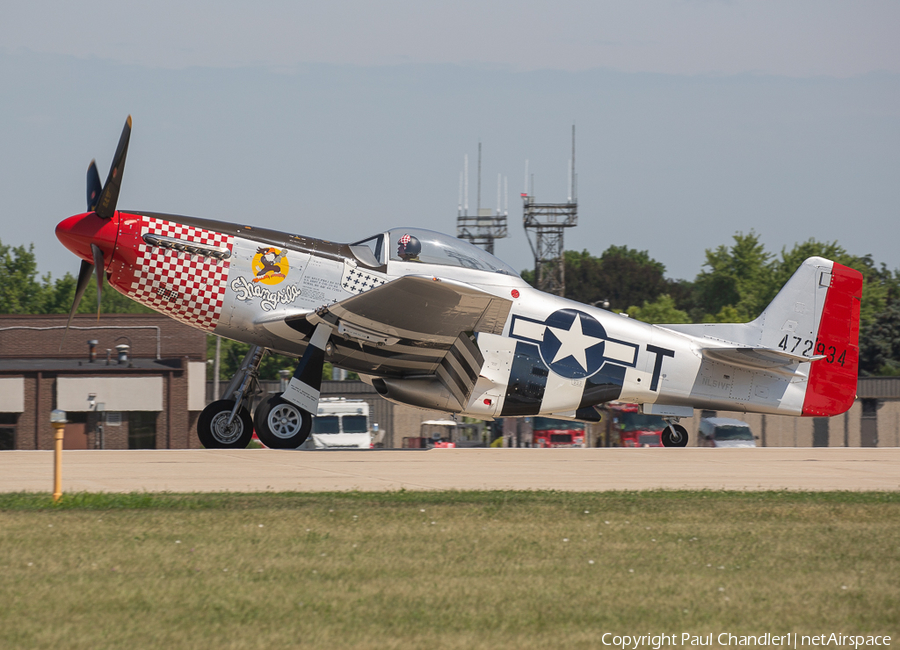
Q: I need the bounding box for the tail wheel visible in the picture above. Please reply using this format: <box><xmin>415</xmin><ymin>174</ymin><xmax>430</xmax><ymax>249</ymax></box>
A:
<box><xmin>254</xmin><ymin>394</ymin><xmax>313</xmax><ymax>449</ymax></box>
<box><xmin>661</xmin><ymin>424</ymin><xmax>689</xmax><ymax>447</ymax></box>
<box><xmin>197</xmin><ymin>399</ymin><xmax>253</xmax><ymax>449</ymax></box>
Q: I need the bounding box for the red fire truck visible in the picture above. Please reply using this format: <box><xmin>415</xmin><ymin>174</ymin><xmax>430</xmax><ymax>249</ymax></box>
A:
<box><xmin>531</xmin><ymin>417</ymin><xmax>586</xmax><ymax>448</ymax></box>
<box><xmin>604</xmin><ymin>402</ymin><xmax>666</xmax><ymax>447</ymax></box>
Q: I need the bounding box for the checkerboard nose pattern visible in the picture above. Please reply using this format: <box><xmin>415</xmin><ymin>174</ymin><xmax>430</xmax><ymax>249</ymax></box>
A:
<box><xmin>125</xmin><ymin>216</ymin><xmax>233</xmax><ymax>331</ymax></box>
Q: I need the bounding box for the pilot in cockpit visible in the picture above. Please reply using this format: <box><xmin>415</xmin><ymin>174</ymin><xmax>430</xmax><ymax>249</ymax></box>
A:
<box><xmin>397</xmin><ymin>234</ymin><xmax>422</xmax><ymax>262</ymax></box>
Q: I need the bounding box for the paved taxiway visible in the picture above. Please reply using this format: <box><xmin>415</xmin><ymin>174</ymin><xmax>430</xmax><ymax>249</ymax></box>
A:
<box><xmin>1</xmin><ymin>448</ymin><xmax>899</xmax><ymax>492</ymax></box>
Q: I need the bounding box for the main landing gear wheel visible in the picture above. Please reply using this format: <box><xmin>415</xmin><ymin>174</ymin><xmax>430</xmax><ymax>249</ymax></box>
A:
<box><xmin>197</xmin><ymin>399</ymin><xmax>253</xmax><ymax>449</ymax></box>
<box><xmin>661</xmin><ymin>424</ymin><xmax>689</xmax><ymax>448</ymax></box>
<box><xmin>254</xmin><ymin>394</ymin><xmax>313</xmax><ymax>449</ymax></box>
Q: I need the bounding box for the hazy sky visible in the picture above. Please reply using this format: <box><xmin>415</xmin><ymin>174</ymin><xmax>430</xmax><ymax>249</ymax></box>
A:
<box><xmin>2</xmin><ymin>0</ymin><xmax>898</xmax><ymax>282</ymax></box>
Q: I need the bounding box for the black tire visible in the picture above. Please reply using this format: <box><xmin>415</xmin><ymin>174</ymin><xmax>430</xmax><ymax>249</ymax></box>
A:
<box><xmin>254</xmin><ymin>394</ymin><xmax>313</xmax><ymax>449</ymax></box>
<box><xmin>661</xmin><ymin>424</ymin><xmax>689</xmax><ymax>448</ymax></box>
<box><xmin>197</xmin><ymin>400</ymin><xmax>253</xmax><ymax>449</ymax></box>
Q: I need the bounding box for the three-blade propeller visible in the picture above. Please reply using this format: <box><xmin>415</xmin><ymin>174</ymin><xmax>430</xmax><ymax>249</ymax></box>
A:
<box><xmin>61</xmin><ymin>116</ymin><xmax>132</xmax><ymax>348</ymax></box>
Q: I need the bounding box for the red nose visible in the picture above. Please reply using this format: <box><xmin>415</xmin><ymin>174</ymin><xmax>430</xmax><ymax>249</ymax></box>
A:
<box><xmin>55</xmin><ymin>212</ymin><xmax>119</xmax><ymax>268</ymax></box>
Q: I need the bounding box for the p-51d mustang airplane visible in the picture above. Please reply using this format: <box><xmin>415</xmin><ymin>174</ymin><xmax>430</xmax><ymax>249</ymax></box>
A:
<box><xmin>56</xmin><ymin>118</ymin><xmax>863</xmax><ymax>449</ymax></box>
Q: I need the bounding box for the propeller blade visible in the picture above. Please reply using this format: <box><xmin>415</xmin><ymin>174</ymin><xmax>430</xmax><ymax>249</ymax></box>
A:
<box><xmin>60</xmin><ymin>259</ymin><xmax>95</xmax><ymax>351</ymax></box>
<box><xmin>86</xmin><ymin>160</ymin><xmax>102</xmax><ymax>212</ymax></box>
<box><xmin>95</xmin><ymin>115</ymin><xmax>132</xmax><ymax>220</ymax></box>
<box><xmin>91</xmin><ymin>243</ymin><xmax>104</xmax><ymax>319</ymax></box>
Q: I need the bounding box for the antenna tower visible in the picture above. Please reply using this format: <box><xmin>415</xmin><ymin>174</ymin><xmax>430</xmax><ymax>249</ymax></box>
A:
<box><xmin>523</xmin><ymin>125</ymin><xmax>578</xmax><ymax>296</ymax></box>
<box><xmin>457</xmin><ymin>142</ymin><xmax>508</xmax><ymax>254</ymax></box>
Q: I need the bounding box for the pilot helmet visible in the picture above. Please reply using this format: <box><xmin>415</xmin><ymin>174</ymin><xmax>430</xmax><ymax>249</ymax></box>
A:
<box><xmin>397</xmin><ymin>234</ymin><xmax>421</xmax><ymax>260</ymax></box>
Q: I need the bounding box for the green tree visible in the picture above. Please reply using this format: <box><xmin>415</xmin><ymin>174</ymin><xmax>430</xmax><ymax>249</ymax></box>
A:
<box><xmin>0</xmin><ymin>237</ymin><xmax>151</xmax><ymax>315</ymax></box>
<box><xmin>859</xmin><ymin>304</ymin><xmax>900</xmax><ymax>376</ymax></box>
<box><xmin>626</xmin><ymin>294</ymin><xmax>690</xmax><ymax>324</ymax></box>
<box><xmin>702</xmin><ymin>304</ymin><xmax>743</xmax><ymax>324</ymax></box>
<box><xmin>692</xmin><ymin>231</ymin><xmax>774</xmax><ymax>322</ymax></box>
<box><xmin>522</xmin><ymin>246</ymin><xmax>672</xmax><ymax>313</ymax></box>
<box><xmin>519</xmin><ymin>267</ymin><xmax>535</xmax><ymax>286</ymax></box>
<box><xmin>0</xmin><ymin>242</ymin><xmax>47</xmax><ymax>313</ymax></box>
<box><xmin>593</xmin><ymin>246</ymin><xmax>671</xmax><ymax>312</ymax></box>
<box><xmin>842</xmin><ymin>257</ymin><xmax>896</xmax><ymax>330</ymax></box>
<box><xmin>771</xmin><ymin>239</ymin><xmax>850</xmax><ymax>291</ymax></box>
<box><xmin>43</xmin><ymin>272</ymin><xmax>154</xmax><ymax>315</ymax></box>
<box><xmin>559</xmin><ymin>250</ymin><xmax>602</xmax><ymax>304</ymax></box>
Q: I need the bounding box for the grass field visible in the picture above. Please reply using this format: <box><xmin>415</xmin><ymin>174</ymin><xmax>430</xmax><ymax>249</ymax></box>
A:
<box><xmin>1</xmin><ymin>491</ymin><xmax>898</xmax><ymax>649</ymax></box>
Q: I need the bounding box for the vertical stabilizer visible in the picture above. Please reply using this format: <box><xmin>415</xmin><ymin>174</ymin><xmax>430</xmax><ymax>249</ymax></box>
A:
<box><xmin>661</xmin><ymin>257</ymin><xmax>863</xmax><ymax>417</ymax></box>
<box><xmin>753</xmin><ymin>257</ymin><xmax>862</xmax><ymax>416</ymax></box>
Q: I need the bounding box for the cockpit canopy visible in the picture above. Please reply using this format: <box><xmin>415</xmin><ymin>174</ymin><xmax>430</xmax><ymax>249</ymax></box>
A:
<box><xmin>351</xmin><ymin>228</ymin><xmax>519</xmax><ymax>277</ymax></box>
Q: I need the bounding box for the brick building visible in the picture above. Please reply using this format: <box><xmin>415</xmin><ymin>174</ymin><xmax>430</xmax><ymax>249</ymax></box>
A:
<box><xmin>0</xmin><ymin>314</ymin><xmax>207</xmax><ymax>450</ymax></box>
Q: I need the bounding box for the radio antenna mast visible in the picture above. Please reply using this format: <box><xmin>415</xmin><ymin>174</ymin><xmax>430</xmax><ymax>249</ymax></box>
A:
<box><xmin>523</xmin><ymin>125</ymin><xmax>578</xmax><ymax>296</ymax></box>
<box><xmin>456</xmin><ymin>143</ymin><xmax>508</xmax><ymax>254</ymax></box>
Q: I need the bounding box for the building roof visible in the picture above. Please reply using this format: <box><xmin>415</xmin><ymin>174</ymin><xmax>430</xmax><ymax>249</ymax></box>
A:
<box><xmin>857</xmin><ymin>377</ymin><xmax>900</xmax><ymax>399</ymax></box>
<box><xmin>0</xmin><ymin>313</ymin><xmax>206</xmax><ymax>361</ymax></box>
<box><xmin>0</xmin><ymin>358</ymin><xmax>183</xmax><ymax>373</ymax></box>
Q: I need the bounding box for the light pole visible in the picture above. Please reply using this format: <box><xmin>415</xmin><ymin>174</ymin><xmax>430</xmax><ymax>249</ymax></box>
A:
<box><xmin>96</xmin><ymin>402</ymin><xmax>106</xmax><ymax>450</ymax></box>
<box><xmin>50</xmin><ymin>409</ymin><xmax>67</xmax><ymax>503</ymax></box>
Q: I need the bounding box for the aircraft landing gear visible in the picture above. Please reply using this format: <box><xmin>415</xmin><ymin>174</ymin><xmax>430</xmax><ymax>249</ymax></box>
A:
<box><xmin>254</xmin><ymin>394</ymin><xmax>313</xmax><ymax>449</ymax></box>
<box><xmin>661</xmin><ymin>421</ymin><xmax>689</xmax><ymax>447</ymax></box>
<box><xmin>198</xmin><ymin>344</ymin><xmax>267</xmax><ymax>449</ymax></box>
<box><xmin>251</xmin><ymin>321</ymin><xmax>328</xmax><ymax>449</ymax></box>
<box><xmin>197</xmin><ymin>400</ymin><xmax>254</xmax><ymax>449</ymax></box>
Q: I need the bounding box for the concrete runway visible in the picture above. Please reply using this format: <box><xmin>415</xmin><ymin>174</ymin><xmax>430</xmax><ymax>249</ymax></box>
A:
<box><xmin>1</xmin><ymin>448</ymin><xmax>899</xmax><ymax>493</ymax></box>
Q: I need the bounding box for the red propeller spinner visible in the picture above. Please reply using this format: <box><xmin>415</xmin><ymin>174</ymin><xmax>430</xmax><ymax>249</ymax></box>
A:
<box><xmin>55</xmin><ymin>211</ymin><xmax>119</xmax><ymax>267</ymax></box>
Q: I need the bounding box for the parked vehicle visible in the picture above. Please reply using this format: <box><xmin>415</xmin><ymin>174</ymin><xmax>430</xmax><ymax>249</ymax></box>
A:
<box><xmin>698</xmin><ymin>417</ymin><xmax>756</xmax><ymax>448</ymax></box>
<box><xmin>410</xmin><ymin>419</ymin><xmax>484</xmax><ymax>449</ymax></box>
<box><xmin>298</xmin><ymin>398</ymin><xmax>372</xmax><ymax>449</ymax></box>
<box><xmin>604</xmin><ymin>402</ymin><xmax>665</xmax><ymax>447</ymax></box>
<box><xmin>532</xmin><ymin>417</ymin><xmax>586</xmax><ymax>448</ymax></box>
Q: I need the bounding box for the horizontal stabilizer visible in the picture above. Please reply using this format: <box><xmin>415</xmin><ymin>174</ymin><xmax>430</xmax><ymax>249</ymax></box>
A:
<box><xmin>701</xmin><ymin>346</ymin><xmax>825</xmax><ymax>370</ymax></box>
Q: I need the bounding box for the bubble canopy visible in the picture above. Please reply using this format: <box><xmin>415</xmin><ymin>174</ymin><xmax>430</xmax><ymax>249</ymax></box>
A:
<box><xmin>351</xmin><ymin>228</ymin><xmax>519</xmax><ymax>277</ymax></box>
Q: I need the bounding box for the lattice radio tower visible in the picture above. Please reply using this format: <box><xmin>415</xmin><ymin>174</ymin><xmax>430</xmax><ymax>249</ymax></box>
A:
<box><xmin>457</xmin><ymin>142</ymin><xmax>508</xmax><ymax>255</ymax></box>
<box><xmin>523</xmin><ymin>126</ymin><xmax>578</xmax><ymax>296</ymax></box>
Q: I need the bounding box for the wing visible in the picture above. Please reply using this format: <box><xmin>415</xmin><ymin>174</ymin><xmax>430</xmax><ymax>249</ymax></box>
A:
<box><xmin>316</xmin><ymin>275</ymin><xmax>510</xmax><ymax>342</ymax></box>
<box><xmin>285</xmin><ymin>275</ymin><xmax>512</xmax><ymax>406</ymax></box>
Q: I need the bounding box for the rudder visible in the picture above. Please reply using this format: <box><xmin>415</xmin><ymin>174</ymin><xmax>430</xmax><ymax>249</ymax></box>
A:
<box><xmin>801</xmin><ymin>262</ymin><xmax>863</xmax><ymax>416</ymax></box>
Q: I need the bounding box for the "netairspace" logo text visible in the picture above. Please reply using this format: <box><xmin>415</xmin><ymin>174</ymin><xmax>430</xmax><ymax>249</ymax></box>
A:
<box><xmin>600</xmin><ymin>633</ymin><xmax>892</xmax><ymax>649</ymax></box>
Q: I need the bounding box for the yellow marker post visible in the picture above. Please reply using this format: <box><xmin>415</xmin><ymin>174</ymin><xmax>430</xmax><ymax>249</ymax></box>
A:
<box><xmin>50</xmin><ymin>409</ymin><xmax>67</xmax><ymax>503</ymax></box>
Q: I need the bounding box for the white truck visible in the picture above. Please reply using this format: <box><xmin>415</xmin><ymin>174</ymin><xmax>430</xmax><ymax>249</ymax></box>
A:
<box><xmin>697</xmin><ymin>417</ymin><xmax>757</xmax><ymax>448</ymax></box>
<box><xmin>299</xmin><ymin>398</ymin><xmax>373</xmax><ymax>450</ymax></box>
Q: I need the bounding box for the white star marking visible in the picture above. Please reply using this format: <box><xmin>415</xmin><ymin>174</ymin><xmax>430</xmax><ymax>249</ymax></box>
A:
<box><xmin>546</xmin><ymin>314</ymin><xmax>603</xmax><ymax>371</ymax></box>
